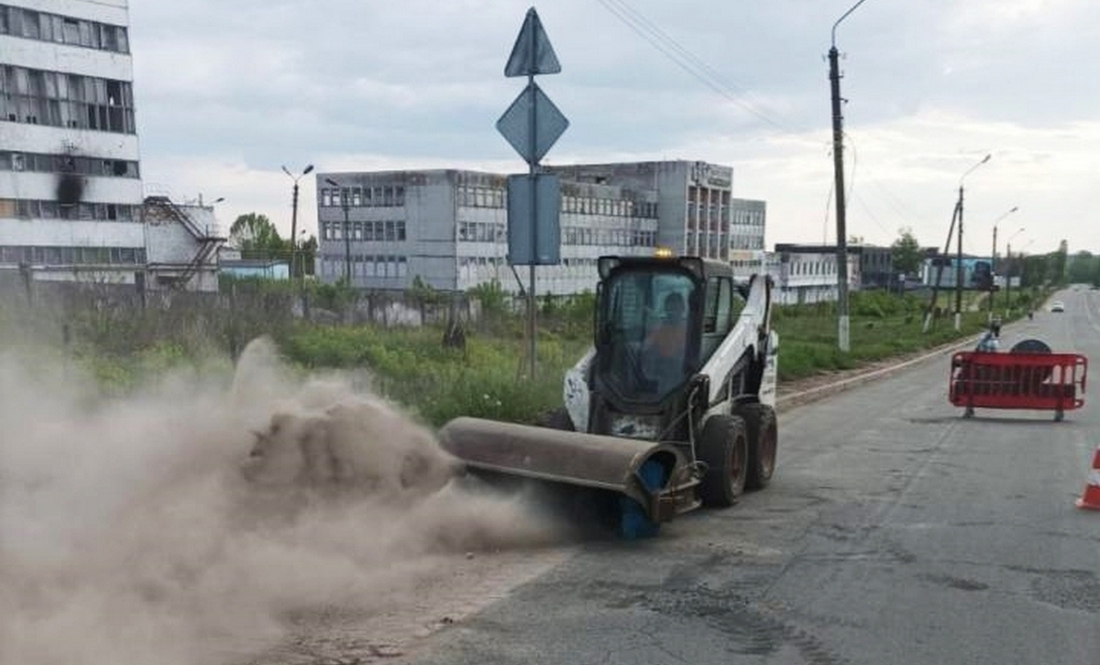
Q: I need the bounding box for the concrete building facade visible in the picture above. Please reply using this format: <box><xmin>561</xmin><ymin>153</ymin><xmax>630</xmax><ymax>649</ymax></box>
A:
<box><xmin>546</xmin><ymin>161</ymin><xmax>737</xmax><ymax>262</ymax></box>
<box><xmin>0</xmin><ymin>1</ymin><xmax>222</xmax><ymax>290</ymax></box>
<box><xmin>730</xmin><ymin>198</ymin><xmax>766</xmax><ymax>252</ymax></box>
<box><xmin>316</xmin><ymin>168</ymin><xmax>661</xmax><ymax>295</ymax></box>
<box><xmin>773</xmin><ymin>244</ymin><xmax>861</xmax><ymax>305</ymax></box>
<box><xmin>0</xmin><ymin>0</ymin><xmax>145</xmax><ymax>282</ymax></box>
<box><xmin>315</xmin><ymin>160</ymin><xmax>767</xmax><ymax>295</ymax></box>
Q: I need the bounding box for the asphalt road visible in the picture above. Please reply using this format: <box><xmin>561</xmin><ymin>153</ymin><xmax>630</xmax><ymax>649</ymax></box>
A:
<box><xmin>404</xmin><ymin>289</ymin><xmax>1100</xmax><ymax>665</ymax></box>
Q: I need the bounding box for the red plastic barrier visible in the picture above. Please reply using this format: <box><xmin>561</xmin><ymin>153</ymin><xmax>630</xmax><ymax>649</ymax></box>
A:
<box><xmin>949</xmin><ymin>351</ymin><xmax>1087</xmax><ymax>420</ymax></box>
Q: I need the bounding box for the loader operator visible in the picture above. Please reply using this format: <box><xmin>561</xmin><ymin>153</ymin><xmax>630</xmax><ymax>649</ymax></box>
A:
<box><xmin>643</xmin><ymin>291</ymin><xmax>688</xmax><ymax>392</ymax></box>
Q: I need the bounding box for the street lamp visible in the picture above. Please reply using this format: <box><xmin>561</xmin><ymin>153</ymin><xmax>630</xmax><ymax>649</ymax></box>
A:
<box><xmin>283</xmin><ymin>164</ymin><xmax>314</xmax><ymax>279</ymax></box>
<box><xmin>1005</xmin><ymin>228</ymin><xmax>1026</xmax><ymax>316</ymax></box>
<box><xmin>988</xmin><ymin>205</ymin><xmax>1018</xmax><ymax>322</ymax></box>
<box><xmin>953</xmin><ymin>153</ymin><xmax>991</xmax><ymax>331</ymax></box>
<box><xmin>828</xmin><ymin>0</ymin><xmax>873</xmax><ymax>353</ymax></box>
<box><xmin>324</xmin><ymin>177</ymin><xmax>351</xmax><ymax>285</ymax></box>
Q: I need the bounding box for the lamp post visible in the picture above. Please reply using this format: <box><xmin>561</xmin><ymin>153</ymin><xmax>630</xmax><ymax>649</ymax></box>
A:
<box><xmin>283</xmin><ymin>164</ymin><xmax>314</xmax><ymax>279</ymax></box>
<box><xmin>828</xmin><ymin>0</ymin><xmax>872</xmax><ymax>353</ymax></box>
<box><xmin>324</xmin><ymin>177</ymin><xmax>351</xmax><ymax>285</ymax></box>
<box><xmin>953</xmin><ymin>153</ymin><xmax>991</xmax><ymax>331</ymax></box>
<box><xmin>1004</xmin><ymin>228</ymin><xmax>1026</xmax><ymax>316</ymax></box>
<box><xmin>988</xmin><ymin>206</ymin><xmax>1018</xmax><ymax>322</ymax></box>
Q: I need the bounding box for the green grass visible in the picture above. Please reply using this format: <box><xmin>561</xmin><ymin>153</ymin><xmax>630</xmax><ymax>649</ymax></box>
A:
<box><xmin>281</xmin><ymin>325</ymin><xmax>590</xmax><ymax>427</ymax></box>
<box><xmin>6</xmin><ymin>284</ymin><xmax>1051</xmax><ymax>427</ymax></box>
<box><xmin>774</xmin><ymin>312</ymin><xmax>988</xmax><ymax>381</ymax></box>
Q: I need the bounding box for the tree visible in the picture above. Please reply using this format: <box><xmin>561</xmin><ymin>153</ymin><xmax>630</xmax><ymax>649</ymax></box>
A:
<box><xmin>891</xmin><ymin>228</ymin><xmax>923</xmax><ymax>276</ymax></box>
<box><xmin>229</xmin><ymin>213</ymin><xmax>292</xmax><ymax>261</ymax></box>
<box><xmin>1051</xmin><ymin>239</ymin><xmax>1069</xmax><ymax>285</ymax></box>
<box><xmin>1067</xmin><ymin>250</ymin><xmax>1094</xmax><ymax>285</ymax></box>
<box><xmin>297</xmin><ymin>234</ymin><xmax>317</xmax><ymax>276</ymax></box>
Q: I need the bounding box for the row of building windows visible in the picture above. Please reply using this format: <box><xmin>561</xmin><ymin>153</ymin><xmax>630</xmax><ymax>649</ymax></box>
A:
<box><xmin>456</xmin><ymin>220</ymin><xmax>658</xmax><ymax>248</ymax></box>
<box><xmin>0</xmin><ymin>4</ymin><xmax>130</xmax><ymax>53</ymax></box>
<box><xmin>563</xmin><ymin>196</ymin><xmax>658</xmax><ymax>219</ymax></box>
<box><xmin>730</xmin><ymin>233</ymin><xmax>765</xmax><ymax>250</ymax></box>
<box><xmin>787</xmin><ymin>260</ymin><xmax>837</xmax><ymax>276</ymax></box>
<box><xmin>733</xmin><ymin>209</ymin><xmax>765</xmax><ymax>227</ymax></box>
<box><xmin>458</xmin><ymin>256</ymin><xmax>602</xmax><ymax>270</ymax></box>
<box><xmin>0</xmin><ymin>245</ymin><xmax>145</xmax><ymax>266</ymax></box>
<box><xmin>1</xmin><ymin>150</ymin><xmax>140</xmax><ymax>178</ymax></box>
<box><xmin>319</xmin><ymin>254</ymin><xmax>408</xmax><ymax>278</ymax></box>
<box><xmin>0</xmin><ymin>65</ymin><xmax>136</xmax><ymax>133</ymax></box>
<box><xmin>320</xmin><ymin>220</ymin><xmax>407</xmax><ymax>242</ymax></box>
<box><xmin>687</xmin><ymin>211</ymin><xmax>732</xmax><ymax>232</ymax></box>
<box><xmin>687</xmin><ymin>186</ymin><xmax>731</xmax><ymax>204</ymax></box>
<box><xmin>459</xmin><ymin>221</ymin><xmax>504</xmax><ymax>243</ymax></box>
<box><xmin>0</xmin><ymin>199</ymin><xmax>140</xmax><ymax>221</ymax></box>
<box><xmin>454</xmin><ymin>185</ymin><xmax>660</xmax><ymax>220</ymax></box>
<box><xmin>459</xmin><ymin>186</ymin><xmax>503</xmax><ymax>209</ymax></box>
<box><xmin>321</xmin><ymin>186</ymin><xmax>406</xmax><ymax>208</ymax></box>
<box><xmin>564</xmin><ymin>227</ymin><xmax>657</xmax><ymax>247</ymax></box>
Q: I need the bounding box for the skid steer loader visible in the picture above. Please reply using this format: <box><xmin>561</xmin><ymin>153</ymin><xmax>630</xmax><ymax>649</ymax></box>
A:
<box><xmin>438</xmin><ymin>253</ymin><xmax>778</xmax><ymax>536</ymax></box>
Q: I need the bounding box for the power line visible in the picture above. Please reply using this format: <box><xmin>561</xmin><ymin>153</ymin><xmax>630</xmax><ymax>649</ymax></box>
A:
<box><xmin>592</xmin><ymin>0</ymin><xmax>808</xmax><ymax>134</ymax></box>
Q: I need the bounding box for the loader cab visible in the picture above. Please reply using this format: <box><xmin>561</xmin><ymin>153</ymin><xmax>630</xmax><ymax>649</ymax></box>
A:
<box><xmin>594</xmin><ymin>255</ymin><xmax>743</xmax><ymax>408</ymax></box>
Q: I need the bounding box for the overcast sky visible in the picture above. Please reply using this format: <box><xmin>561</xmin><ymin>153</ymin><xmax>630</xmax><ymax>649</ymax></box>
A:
<box><xmin>128</xmin><ymin>0</ymin><xmax>1100</xmax><ymax>256</ymax></box>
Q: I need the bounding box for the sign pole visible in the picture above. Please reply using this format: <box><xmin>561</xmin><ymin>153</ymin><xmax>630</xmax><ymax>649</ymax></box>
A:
<box><xmin>527</xmin><ymin>68</ymin><xmax>538</xmax><ymax>379</ymax></box>
<box><xmin>497</xmin><ymin>7</ymin><xmax>568</xmax><ymax>382</ymax></box>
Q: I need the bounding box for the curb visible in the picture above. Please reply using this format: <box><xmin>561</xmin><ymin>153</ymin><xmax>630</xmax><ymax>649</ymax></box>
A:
<box><xmin>775</xmin><ymin>333</ymin><xmax>984</xmax><ymax>414</ymax></box>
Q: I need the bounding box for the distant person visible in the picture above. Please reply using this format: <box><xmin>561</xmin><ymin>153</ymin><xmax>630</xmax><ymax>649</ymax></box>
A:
<box><xmin>977</xmin><ymin>321</ymin><xmax>1000</xmax><ymax>352</ymax></box>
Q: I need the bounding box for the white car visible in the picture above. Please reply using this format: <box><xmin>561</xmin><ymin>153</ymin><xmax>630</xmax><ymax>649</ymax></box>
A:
<box><xmin>1051</xmin><ymin>301</ymin><xmax>1065</xmax><ymax>313</ymax></box>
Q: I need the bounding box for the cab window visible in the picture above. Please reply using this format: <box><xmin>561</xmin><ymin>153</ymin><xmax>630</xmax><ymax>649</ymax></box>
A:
<box><xmin>701</xmin><ymin>276</ymin><xmax>743</xmax><ymax>361</ymax></box>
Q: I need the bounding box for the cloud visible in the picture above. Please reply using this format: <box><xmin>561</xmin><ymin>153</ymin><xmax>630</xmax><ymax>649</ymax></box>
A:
<box><xmin>127</xmin><ymin>0</ymin><xmax>1100</xmax><ymax>253</ymax></box>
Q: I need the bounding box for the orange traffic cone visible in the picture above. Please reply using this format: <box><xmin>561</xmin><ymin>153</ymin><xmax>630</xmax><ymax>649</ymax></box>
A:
<box><xmin>1075</xmin><ymin>447</ymin><xmax>1100</xmax><ymax>510</ymax></box>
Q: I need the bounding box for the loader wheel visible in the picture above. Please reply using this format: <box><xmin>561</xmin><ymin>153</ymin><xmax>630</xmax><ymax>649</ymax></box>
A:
<box><xmin>698</xmin><ymin>414</ymin><xmax>748</xmax><ymax>508</ymax></box>
<box><xmin>733</xmin><ymin>402</ymin><xmax>778</xmax><ymax>491</ymax></box>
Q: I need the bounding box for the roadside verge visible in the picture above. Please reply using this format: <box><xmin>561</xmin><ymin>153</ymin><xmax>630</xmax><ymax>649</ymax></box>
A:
<box><xmin>775</xmin><ymin>333</ymin><xmax>983</xmax><ymax>414</ymax></box>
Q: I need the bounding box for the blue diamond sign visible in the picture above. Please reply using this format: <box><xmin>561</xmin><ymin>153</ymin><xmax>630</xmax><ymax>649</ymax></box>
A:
<box><xmin>496</xmin><ymin>81</ymin><xmax>569</xmax><ymax>164</ymax></box>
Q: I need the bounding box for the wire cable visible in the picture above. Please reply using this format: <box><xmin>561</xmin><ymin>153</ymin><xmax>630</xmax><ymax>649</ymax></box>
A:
<box><xmin>592</xmin><ymin>0</ymin><xmax>809</xmax><ymax>134</ymax></box>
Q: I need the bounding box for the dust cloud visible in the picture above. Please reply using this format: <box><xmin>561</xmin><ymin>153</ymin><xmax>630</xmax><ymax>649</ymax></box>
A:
<box><xmin>0</xmin><ymin>338</ymin><xmax>569</xmax><ymax>665</ymax></box>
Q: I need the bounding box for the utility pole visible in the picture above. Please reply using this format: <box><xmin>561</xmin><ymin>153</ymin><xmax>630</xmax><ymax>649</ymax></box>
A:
<box><xmin>1003</xmin><ymin>229</ymin><xmax>1026</xmax><ymax>317</ymax></box>
<box><xmin>325</xmin><ymin>178</ymin><xmax>352</xmax><ymax>285</ymax></box>
<box><xmin>953</xmin><ymin>154</ymin><xmax>991</xmax><ymax>331</ymax></box>
<box><xmin>342</xmin><ymin>190</ymin><xmax>351</xmax><ymax>284</ymax></box>
<box><xmin>989</xmin><ymin>223</ymin><xmax>997</xmax><ymax>322</ymax></box>
<box><xmin>955</xmin><ymin>183</ymin><xmax>964</xmax><ymax>331</ymax></box>
<box><xmin>282</xmin><ymin>164</ymin><xmax>314</xmax><ymax>280</ymax></box>
<box><xmin>923</xmin><ymin>202</ymin><xmax>959</xmax><ymax>333</ymax></box>
<box><xmin>988</xmin><ymin>206</ymin><xmax>1018</xmax><ymax>323</ymax></box>
<box><xmin>828</xmin><ymin>0</ymin><xmax>870</xmax><ymax>353</ymax></box>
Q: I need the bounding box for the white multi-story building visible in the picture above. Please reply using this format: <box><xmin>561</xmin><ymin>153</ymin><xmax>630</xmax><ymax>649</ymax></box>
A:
<box><xmin>730</xmin><ymin>198</ymin><xmax>765</xmax><ymax>252</ymax></box>
<box><xmin>315</xmin><ymin>161</ymin><xmax>769</xmax><ymax>295</ymax></box>
<box><xmin>0</xmin><ymin>0</ymin><xmax>147</xmax><ymax>282</ymax></box>
<box><xmin>773</xmin><ymin>244</ymin><xmax>860</xmax><ymax>305</ymax></box>
<box><xmin>316</xmin><ymin>168</ymin><xmax>660</xmax><ymax>295</ymax></box>
<box><xmin>0</xmin><ymin>1</ymin><xmax>222</xmax><ymax>291</ymax></box>
<box><xmin>546</xmin><ymin>161</ymin><xmax>736</xmax><ymax>262</ymax></box>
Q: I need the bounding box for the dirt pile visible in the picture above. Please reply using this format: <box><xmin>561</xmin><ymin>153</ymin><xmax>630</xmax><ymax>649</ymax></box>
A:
<box><xmin>0</xmin><ymin>338</ymin><xmax>568</xmax><ymax>665</ymax></box>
